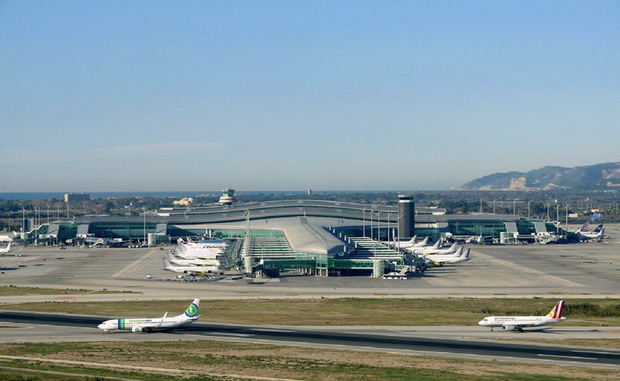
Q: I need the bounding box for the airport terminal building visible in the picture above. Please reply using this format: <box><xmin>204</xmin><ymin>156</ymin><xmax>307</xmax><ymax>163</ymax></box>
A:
<box><xmin>20</xmin><ymin>197</ymin><xmax>568</xmax><ymax>276</ymax></box>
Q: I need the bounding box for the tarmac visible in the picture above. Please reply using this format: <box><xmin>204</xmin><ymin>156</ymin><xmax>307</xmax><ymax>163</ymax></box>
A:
<box><xmin>1</xmin><ymin>225</ymin><xmax>618</xmax><ymax>301</ymax></box>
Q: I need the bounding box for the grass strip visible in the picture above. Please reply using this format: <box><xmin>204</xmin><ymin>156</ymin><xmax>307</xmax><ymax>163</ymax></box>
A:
<box><xmin>0</xmin><ymin>340</ymin><xmax>617</xmax><ymax>381</ymax></box>
<box><xmin>2</xmin><ymin>297</ymin><xmax>620</xmax><ymax>326</ymax></box>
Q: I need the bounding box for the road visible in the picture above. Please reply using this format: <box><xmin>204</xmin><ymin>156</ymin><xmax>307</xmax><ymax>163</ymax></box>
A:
<box><xmin>1</xmin><ymin>311</ymin><xmax>619</xmax><ymax>368</ymax></box>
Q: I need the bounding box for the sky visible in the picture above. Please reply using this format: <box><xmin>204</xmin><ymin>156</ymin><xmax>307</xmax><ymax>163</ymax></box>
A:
<box><xmin>1</xmin><ymin>0</ymin><xmax>618</xmax><ymax>192</ymax></box>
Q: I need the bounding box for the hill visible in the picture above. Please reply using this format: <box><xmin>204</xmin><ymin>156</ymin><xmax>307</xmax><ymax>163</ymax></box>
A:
<box><xmin>462</xmin><ymin>162</ymin><xmax>620</xmax><ymax>191</ymax></box>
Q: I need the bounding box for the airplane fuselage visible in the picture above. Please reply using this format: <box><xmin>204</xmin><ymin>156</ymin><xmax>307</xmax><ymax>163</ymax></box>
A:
<box><xmin>98</xmin><ymin>316</ymin><xmax>197</xmax><ymax>332</ymax></box>
<box><xmin>479</xmin><ymin>316</ymin><xmax>565</xmax><ymax>331</ymax></box>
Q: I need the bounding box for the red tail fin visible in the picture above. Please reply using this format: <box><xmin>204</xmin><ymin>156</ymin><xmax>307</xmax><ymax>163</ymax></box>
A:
<box><xmin>546</xmin><ymin>301</ymin><xmax>565</xmax><ymax>319</ymax></box>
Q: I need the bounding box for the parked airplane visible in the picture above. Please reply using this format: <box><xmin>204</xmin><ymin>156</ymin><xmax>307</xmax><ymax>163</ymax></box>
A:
<box><xmin>0</xmin><ymin>242</ymin><xmax>12</xmax><ymax>255</ymax></box>
<box><xmin>412</xmin><ymin>242</ymin><xmax>459</xmax><ymax>255</ymax></box>
<box><xmin>388</xmin><ymin>235</ymin><xmax>427</xmax><ymax>248</ymax></box>
<box><xmin>97</xmin><ymin>299</ymin><xmax>200</xmax><ymax>333</ymax></box>
<box><xmin>424</xmin><ymin>248</ymin><xmax>470</xmax><ymax>265</ymax></box>
<box><xmin>478</xmin><ymin>300</ymin><xmax>566</xmax><ymax>332</ymax></box>
<box><xmin>575</xmin><ymin>223</ymin><xmax>605</xmax><ymax>241</ymax></box>
<box><xmin>164</xmin><ymin>259</ymin><xmax>222</xmax><ymax>275</ymax></box>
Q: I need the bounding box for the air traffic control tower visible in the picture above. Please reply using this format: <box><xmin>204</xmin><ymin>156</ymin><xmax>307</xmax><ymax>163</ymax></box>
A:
<box><xmin>398</xmin><ymin>194</ymin><xmax>415</xmax><ymax>240</ymax></box>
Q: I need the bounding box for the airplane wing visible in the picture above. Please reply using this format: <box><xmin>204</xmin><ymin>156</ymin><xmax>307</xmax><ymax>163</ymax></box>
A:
<box><xmin>159</xmin><ymin>312</ymin><xmax>168</xmax><ymax>326</ymax></box>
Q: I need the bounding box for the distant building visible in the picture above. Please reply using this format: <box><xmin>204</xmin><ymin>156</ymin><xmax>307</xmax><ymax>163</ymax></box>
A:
<box><xmin>64</xmin><ymin>193</ymin><xmax>90</xmax><ymax>202</ymax></box>
<box><xmin>172</xmin><ymin>197</ymin><xmax>194</xmax><ymax>206</ymax></box>
<box><xmin>219</xmin><ymin>189</ymin><xmax>236</xmax><ymax>205</ymax></box>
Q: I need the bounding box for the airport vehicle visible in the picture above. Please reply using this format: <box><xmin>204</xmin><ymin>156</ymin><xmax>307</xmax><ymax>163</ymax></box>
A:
<box><xmin>0</xmin><ymin>241</ymin><xmax>12</xmax><ymax>255</ymax></box>
<box><xmin>575</xmin><ymin>223</ymin><xmax>605</xmax><ymax>241</ymax></box>
<box><xmin>424</xmin><ymin>247</ymin><xmax>470</xmax><ymax>265</ymax></box>
<box><xmin>97</xmin><ymin>299</ymin><xmax>200</xmax><ymax>333</ymax></box>
<box><xmin>478</xmin><ymin>300</ymin><xmax>566</xmax><ymax>332</ymax></box>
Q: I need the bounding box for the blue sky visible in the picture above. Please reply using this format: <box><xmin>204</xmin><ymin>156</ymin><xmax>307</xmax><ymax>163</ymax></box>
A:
<box><xmin>1</xmin><ymin>0</ymin><xmax>618</xmax><ymax>191</ymax></box>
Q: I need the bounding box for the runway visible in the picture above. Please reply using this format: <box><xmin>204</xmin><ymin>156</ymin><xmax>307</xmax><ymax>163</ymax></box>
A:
<box><xmin>1</xmin><ymin>311</ymin><xmax>619</xmax><ymax>368</ymax></box>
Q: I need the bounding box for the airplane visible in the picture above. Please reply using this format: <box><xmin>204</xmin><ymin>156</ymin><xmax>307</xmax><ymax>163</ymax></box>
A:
<box><xmin>97</xmin><ymin>298</ymin><xmax>200</xmax><ymax>333</ymax></box>
<box><xmin>388</xmin><ymin>235</ymin><xmax>424</xmax><ymax>248</ymax></box>
<box><xmin>478</xmin><ymin>300</ymin><xmax>566</xmax><ymax>332</ymax></box>
<box><xmin>164</xmin><ymin>259</ymin><xmax>222</xmax><ymax>274</ymax></box>
<box><xmin>424</xmin><ymin>247</ymin><xmax>471</xmax><ymax>265</ymax></box>
<box><xmin>575</xmin><ymin>223</ymin><xmax>605</xmax><ymax>241</ymax></box>
<box><xmin>167</xmin><ymin>253</ymin><xmax>222</xmax><ymax>266</ymax></box>
<box><xmin>0</xmin><ymin>241</ymin><xmax>13</xmax><ymax>255</ymax></box>
<box><xmin>411</xmin><ymin>242</ymin><xmax>459</xmax><ymax>255</ymax></box>
<box><xmin>397</xmin><ymin>237</ymin><xmax>434</xmax><ymax>252</ymax></box>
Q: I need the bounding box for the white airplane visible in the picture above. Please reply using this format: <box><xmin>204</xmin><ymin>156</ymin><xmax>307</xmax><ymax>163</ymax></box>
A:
<box><xmin>164</xmin><ymin>259</ymin><xmax>222</xmax><ymax>274</ymax></box>
<box><xmin>390</xmin><ymin>236</ymin><xmax>434</xmax><ymax>249</ymax></box>
<box><xmin>167</xmin><ymin>253</ymin><xmax>222</xmax><ymax>266</ymax></box>
<box><xmin>0</xmin><ymin>241</ymin><xmax>13</xmax><ymax>255</ymax></box>
<box><xmin>412</xmin><ymin>242</ymin><xmax>459</xmax><ymax>255</ymax></box>
<box><xmin>575</xmin><ymin>223</ymin><xmax>605</xmax><ymax>241</ymax></box>
<box><xmin>478</xmin><ymin>300</ymin><xmax>566</xmax><ymax>332</ymax></box>
<box><xmin>388</xmin><ymin>235</ymin><xmax>417</xmax><ymax>247</ymax></box>
<box><xmin>424</xmin><ymin>247</ymin><xmax>470</xmax><ymax>265</ymax></box>
<box><xmin>97</xmin><ymin>299</ymin><xmax>200</xmax><ymax>333</ymax></box>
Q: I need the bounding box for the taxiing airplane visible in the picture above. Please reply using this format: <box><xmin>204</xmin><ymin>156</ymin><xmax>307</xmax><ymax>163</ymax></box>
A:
<box><xmin>478</xmin><ymin>300</ymin><xmax>566</xmax><ymax>332</ymax></box>
<box><xmin>97</xmin><ymin>298</ymin><xmax>200</xmax><ymax>333</ymax></box>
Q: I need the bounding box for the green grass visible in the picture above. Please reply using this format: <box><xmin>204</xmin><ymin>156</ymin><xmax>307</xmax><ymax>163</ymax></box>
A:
<box><xmin>0</xmin><ymin>340</ymin><xmax>616</xmax><ymax>381</ymax></box>
<box><xmin>0</xmin><ymin>285</ymin><xmax>137</xmax><ymax>296</ymax></box>
<box><xmin>3</xmin><ymin>297</ymin><xmax>620</xmax><ymax>326</ymax></box>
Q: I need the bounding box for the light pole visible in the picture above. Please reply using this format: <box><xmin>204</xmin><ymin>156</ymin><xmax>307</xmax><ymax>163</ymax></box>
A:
<box><xmin>143</xmin><ymin>207</ymin><xmax>146</xmax><ymax>244</ymax></box>
<box><xmin>362</xmin><ymin>209</ymin><xmax>366</xmax><ymax>237</ymax></box>
<box><xmin>527</xmin><ymin>201</ymin><xmax>532</xmax><ymax>219</ymax></box>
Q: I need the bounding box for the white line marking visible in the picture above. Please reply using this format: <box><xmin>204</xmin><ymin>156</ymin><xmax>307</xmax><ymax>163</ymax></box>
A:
<box><xmin>255</xmin><ymin>329</ymin><xmax>293</xmax><ymax>333</ymax></box>
<box><xmin>203</xmin><ymin>332</ymin><xmax>251</xmax><ymax>337</ymax></box>
<box><xmin>537</xmin><ymin>354</ymin><xmax>597</xmax><ymax>360</ymax></box>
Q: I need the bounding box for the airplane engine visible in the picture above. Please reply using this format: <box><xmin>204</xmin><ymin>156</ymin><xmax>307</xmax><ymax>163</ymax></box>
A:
<box><xmin>502</xmin><ymin>325</ymin><xmax>516</xmax><ymax>331</ymax></box>
<box><xmin>131</xmin><ymin>326</ymin><xmax>143</xmax><ymax>332</ymax></box>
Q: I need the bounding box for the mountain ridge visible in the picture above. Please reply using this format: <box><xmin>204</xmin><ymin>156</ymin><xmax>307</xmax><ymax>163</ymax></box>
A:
<box><xmin>462</xmin><ymin>162</ymin><xmax>620</xmax><ymax>191</ymax></box>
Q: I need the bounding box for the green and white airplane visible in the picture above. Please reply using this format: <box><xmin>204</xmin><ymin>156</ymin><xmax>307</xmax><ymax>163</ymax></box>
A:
<box><xmin>97</xmin><ymin>299</ymin><xmax>200</xmax><ymax>333</ymax></box>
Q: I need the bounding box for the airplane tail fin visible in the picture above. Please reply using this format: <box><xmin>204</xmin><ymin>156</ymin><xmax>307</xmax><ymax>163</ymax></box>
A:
<box><xmin>448</xmin><ymin>242</ymin><xmax>457</xmax><ymax>251</ymax></box>
<box><xmin>431</xmin><ymin>240</ymin><xmax>441</xmax><ymax>249</ymax></box>
<box><xmin>184</xmin><ymin>298</ymin><xmax>200</xmax><ymax>319</ymax></box>
<box><xmin>408</xmin><ymin>235</ymin><xmax>417</xmax><ymax>244</ymax></box>
<box><xmin>593</xmin><ymin>224</ymin><xmax>604</xmax><ymax>233</ymax></box>
<box><xmin>419</xmin><ymin>237</ymin><xmax>429</xmax><ymax>246</ymax></box>
<box><xmin>546</xmin><ymin>300</ymin><xmax>566</xmax><ymax>319</ymax></box>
